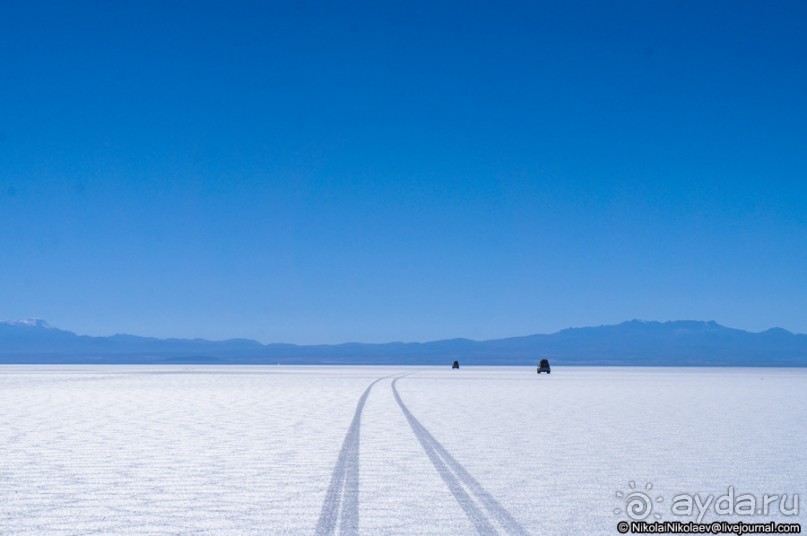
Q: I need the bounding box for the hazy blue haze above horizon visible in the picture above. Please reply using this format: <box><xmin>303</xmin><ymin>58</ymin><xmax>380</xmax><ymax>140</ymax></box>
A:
<box><xmin>2</xmin><ymin>1</ymin><xmax>806</xmax><ymax>344</ymax></box>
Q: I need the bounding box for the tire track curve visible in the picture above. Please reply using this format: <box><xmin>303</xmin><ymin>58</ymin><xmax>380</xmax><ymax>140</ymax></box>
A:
<box><xmin>315</xmin><ymin>373</ymin><xmax>407</xmax><ymax>535</ymax></box>
<box><xmin>392</xmin><ymin>376</ymin><xmax>528</xmax><ymax>535</ymax></box>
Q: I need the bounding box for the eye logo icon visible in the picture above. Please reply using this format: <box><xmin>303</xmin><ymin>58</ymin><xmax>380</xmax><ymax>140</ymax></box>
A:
<box><xmin>614</xmin><ymin>481</ymin><xmax>664</xmax><ymax>520</ymax></box>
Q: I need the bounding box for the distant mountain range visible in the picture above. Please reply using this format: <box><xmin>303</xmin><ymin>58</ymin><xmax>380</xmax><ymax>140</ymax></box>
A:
<box><xmin>1</xmin><ymin>319</ymin><xmax>806</xmax><ymax>366</ymax></box>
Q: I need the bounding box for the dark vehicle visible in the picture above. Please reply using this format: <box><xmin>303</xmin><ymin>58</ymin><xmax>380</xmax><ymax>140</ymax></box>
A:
<box><xmin>537</xmin><ymin>359</ymin><xmax>551</xmax><ymax>374</ymax></box>
<box><xmin>452</xmin><ymin>360</ymin><xmax>460</xmax><ymax>370</ymax></box>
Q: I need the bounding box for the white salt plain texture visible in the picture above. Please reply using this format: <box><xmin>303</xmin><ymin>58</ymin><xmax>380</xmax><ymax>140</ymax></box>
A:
<box><xmin>1</xmin><ymin>366</ymin><xmax>805</xmax><ymax>535</ymax></box>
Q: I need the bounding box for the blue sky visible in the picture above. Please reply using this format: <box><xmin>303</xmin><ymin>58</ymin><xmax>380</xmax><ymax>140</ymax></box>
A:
<box><xmin>1</xmin><ymin>1</ymin><xmax>806</xmax><ymax>343</ymax></box>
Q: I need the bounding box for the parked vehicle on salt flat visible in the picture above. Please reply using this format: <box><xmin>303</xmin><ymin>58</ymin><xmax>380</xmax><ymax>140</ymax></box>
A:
<box><xmin>537</xmin><ymin>359</ymin><xmax>551</xmax><ymax>374</ymax></box>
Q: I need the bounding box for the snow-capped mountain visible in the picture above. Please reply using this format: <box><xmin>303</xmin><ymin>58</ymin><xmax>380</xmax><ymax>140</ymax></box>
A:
<box><xmin>1</xmin><ymin>318</ymin><xmax>55</xmax><ymax>329</ymax></box>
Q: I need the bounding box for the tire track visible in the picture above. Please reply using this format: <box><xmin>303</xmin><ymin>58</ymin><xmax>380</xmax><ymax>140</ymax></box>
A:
<box><xmin>392</xmin><ymin>376</ymin><xmax>528</xmax><ymax>535</ymax></box>
<box><xmin>315</xmin><ymin>373</ymin><xmax>405</xmax><ymax>536</ymax></box>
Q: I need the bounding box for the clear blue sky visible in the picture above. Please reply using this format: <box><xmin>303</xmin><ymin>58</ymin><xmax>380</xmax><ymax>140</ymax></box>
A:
<box><xmin>1</xmin><ymin>1</ymin><xmax>806</xmax><ymax>343</ymax></box>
